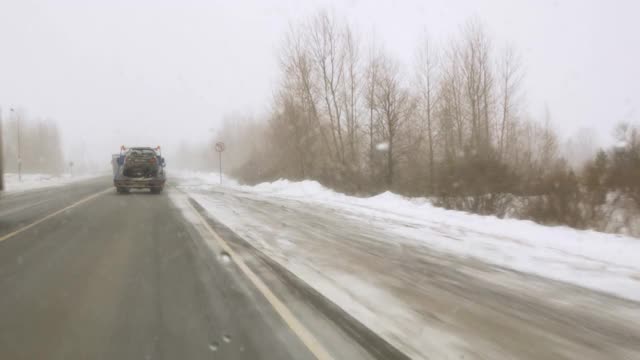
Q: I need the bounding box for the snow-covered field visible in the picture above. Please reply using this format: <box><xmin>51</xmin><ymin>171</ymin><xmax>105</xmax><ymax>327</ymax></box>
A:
<box><xmin>2</xmin><ymin>173</ymin><xmax>102</xmax><ymax>193</ymax></box>
<box><xmin>174</xmin><ymin>171</ymin><xmax>640</xmax><ymax>359</ymax></box>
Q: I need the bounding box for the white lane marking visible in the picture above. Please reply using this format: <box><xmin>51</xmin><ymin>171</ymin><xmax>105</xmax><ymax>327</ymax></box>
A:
<box><xmin>184</xmin><ymin>199</ymin><xmax>335</xmax><ymax>360</ymax></box>
<box><xmin>0</xmin><ymin>188</ymin><xmax>113</xmax><ymax>243</ymax></box>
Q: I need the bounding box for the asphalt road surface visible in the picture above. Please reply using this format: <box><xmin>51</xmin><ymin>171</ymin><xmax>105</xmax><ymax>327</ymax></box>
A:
<box><xmin>0</xmin><ymin>177</ymin><xmax>386</xmax><ymax>360</ymax></box>
<box><xmin>4</xmin><ymin>176</ymin><xmax>640</xmax><ymax>360</ymax></box>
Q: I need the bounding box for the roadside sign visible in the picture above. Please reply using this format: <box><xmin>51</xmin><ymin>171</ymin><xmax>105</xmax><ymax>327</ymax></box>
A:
<box><xmin>215</xmin><ymin>141</ymin><xmax>224</xmax><ymax>184</ymax></box>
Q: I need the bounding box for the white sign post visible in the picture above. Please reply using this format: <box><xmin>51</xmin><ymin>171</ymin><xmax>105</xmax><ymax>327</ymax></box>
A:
<box><xmin>215</xmin><ymin>141</ymin><xmax>225</xmax><ymax>185</ymax></box>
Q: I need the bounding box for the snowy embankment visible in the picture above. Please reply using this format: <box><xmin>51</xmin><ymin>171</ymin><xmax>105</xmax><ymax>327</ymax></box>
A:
<box><xmin>174</xmin><ymin>171</ymin><xmax>640</xmax><ymax>358</ymax></box>
<box><xmin>2</xmin><ymin>173</ymin><xmax>102</xmax><ymax>193</ymax></box>
<box><xmin>177</xmin><ymin>171</ymin><xmax>640</xmax><ymax>302</ymax></box>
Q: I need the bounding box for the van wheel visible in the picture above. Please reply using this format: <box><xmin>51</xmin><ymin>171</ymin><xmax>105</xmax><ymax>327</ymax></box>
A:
<box><xmin>116</xmin><ymin>187</ymin><xmax>129</xmax><ymax>194</ymax></box>
<box><xmin>151</xmin><ymin>187</ymin><xmax>163</xmax><ymax>194</ymax></box>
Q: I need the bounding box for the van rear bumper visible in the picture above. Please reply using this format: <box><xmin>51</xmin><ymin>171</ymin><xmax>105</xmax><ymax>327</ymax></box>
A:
<box><xmin>114</xmin><ymin>178</ymin><xmax>165</xmax><ymax>189</ymax></box>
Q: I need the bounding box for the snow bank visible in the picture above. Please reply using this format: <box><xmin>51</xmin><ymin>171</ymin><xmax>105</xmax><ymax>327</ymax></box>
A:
<box><xmin>3</xmin><ymin>173</ymin><xmax>102</xmax><ymax>193</ymax></box>
<box><xmin>172</xmin><ymin>170</ymin><xmax>240</xmax><ymax>189</ymax></box>
<box><xmin>175</xmin><ymin>172</ymin><xmax>640</xmax><ymax>301</ymax></box>
<box><xmin>175</xmin><ymin>172</ymin><xmax>640</xmax><ymax>358</ymax></box>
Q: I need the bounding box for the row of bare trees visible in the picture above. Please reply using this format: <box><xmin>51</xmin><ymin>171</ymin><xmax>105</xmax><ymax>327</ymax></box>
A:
<box><xmin>2</xmin><ymin>110</ymin><xmax>65</xmax><ymax>174</ymax></box>
<box><xmin>210</xmin><ymin>11</ymin><xmax>640</xmax><ymax>232</ymax></box>
<box><xmin>232</xmin><ymin>12</ymin><xmax>564</xmax><ymax>201</ymax></box>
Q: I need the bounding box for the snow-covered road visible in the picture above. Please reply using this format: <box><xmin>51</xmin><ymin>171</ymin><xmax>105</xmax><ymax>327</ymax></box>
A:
<box><xmin>176</xmin><ymin>172</ymin><xmax>640</xmax><ymax>359</ymax></box>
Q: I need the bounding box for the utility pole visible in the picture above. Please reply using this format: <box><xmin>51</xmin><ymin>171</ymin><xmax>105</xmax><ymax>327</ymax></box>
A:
<box><xmin>11</xmin><ymin>108</ymin><xmax>22</xmax><ymax>182</ymax></box>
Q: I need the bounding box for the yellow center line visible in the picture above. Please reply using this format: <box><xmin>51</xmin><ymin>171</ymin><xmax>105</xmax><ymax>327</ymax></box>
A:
<box><xmin>185</xmin><ymin>199</ymin><xmax>335</xmax><ymax>360</ymax></box>
<box><xmin>0</xmin><ymin>188</ymin><xmax>113</xmax><ymax>243</ymax></box>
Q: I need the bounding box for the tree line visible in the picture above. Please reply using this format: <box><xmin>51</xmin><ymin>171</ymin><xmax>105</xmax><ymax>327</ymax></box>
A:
<box><xmin>1</xmin><ymin>109</ymin><xmax>65</xmax><ymax>175</ymax></box>
<box><xmin>211</xmin><ymin>11</ymin><xmax>639</xmax><ymax>233</ymax></box>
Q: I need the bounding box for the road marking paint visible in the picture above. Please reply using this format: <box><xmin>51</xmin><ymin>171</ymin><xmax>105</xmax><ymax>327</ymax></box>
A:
<box><xmin>0</xmin><ymin>188</ymin><xmax>113</xmax><ymax>243</ymax></box>
<box><xmin>185</xmin><ymin>199</ymin><xmax>335</xmax><ymax>360</ymax></box>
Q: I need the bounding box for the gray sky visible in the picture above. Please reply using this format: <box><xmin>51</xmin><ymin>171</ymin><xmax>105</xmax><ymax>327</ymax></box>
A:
<box><xmin>1</xmin><ymin>0</ymin><xmax>639</xmax><ymax>165</ymax></box>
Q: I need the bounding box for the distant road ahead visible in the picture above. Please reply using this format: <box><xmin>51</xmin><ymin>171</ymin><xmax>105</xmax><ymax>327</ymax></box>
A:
<box><xmin>0</xmin><ymin>177</ymin><xmax>376</xmax><ymax>360</ymax></box>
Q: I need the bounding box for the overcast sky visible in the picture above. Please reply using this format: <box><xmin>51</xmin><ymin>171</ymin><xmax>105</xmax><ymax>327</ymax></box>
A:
<box><xmin>1</xmin><ymin>0</ymin><xmax>639</xmax><ymax>165</ymax></box>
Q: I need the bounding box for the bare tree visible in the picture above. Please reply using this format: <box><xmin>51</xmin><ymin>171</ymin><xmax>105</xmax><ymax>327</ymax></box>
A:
<box><xmin>498</xmin><ymin>44</ymin><xmax>523</xmax><ymax>160</ymax></box>
<box><xmin>459</xmin><ymin>21</ymin><xmax>494</xmax><ymax>155</ymax></box>
<box><xmin>363</xmin><ymin>38</ymin><xmax>381</xmax><ymax>178</ymax></box>
<box><xmin>341</xmin><ymin>25</ymin><xmax>360</xmax><ymax>166</ymax></box>
<box><xmin>540</xmin><ymin>106</ymin><xmax>559</xmax><ymax>173</ymax></box>
<box><xmin>375</xmin><ymin>54</ymin><xmax>411</xmax><ymax>187</ymax></box>
<box><xmin>308</xmin><ymin>11</ymin><xmax>347</xmax><ymax>166</ymax></box>
<box><xmin>438</xmin><ymin>48</ymin><xmax>465</xmax><ymax>160</ymax></box>
<box><xmin>415</xmin><ymin>35</ymin><xmax>440</xmax><ymax>193</ymax></box>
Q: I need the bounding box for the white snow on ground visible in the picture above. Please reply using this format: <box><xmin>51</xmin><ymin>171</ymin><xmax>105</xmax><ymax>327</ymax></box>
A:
<box><xmin>173</xmin><ymin>171</ymin><xmax>640</xmax><ymax>358</ymax></box>
<box><xmin>2</xmin><ymin>173</ymin><xmax>103</xmax><ymax>193</ymax></box>
<box><xmin>176</xmin><ymin>171</ymin><xmax>640</xmax><ymax>302</ymax></box>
